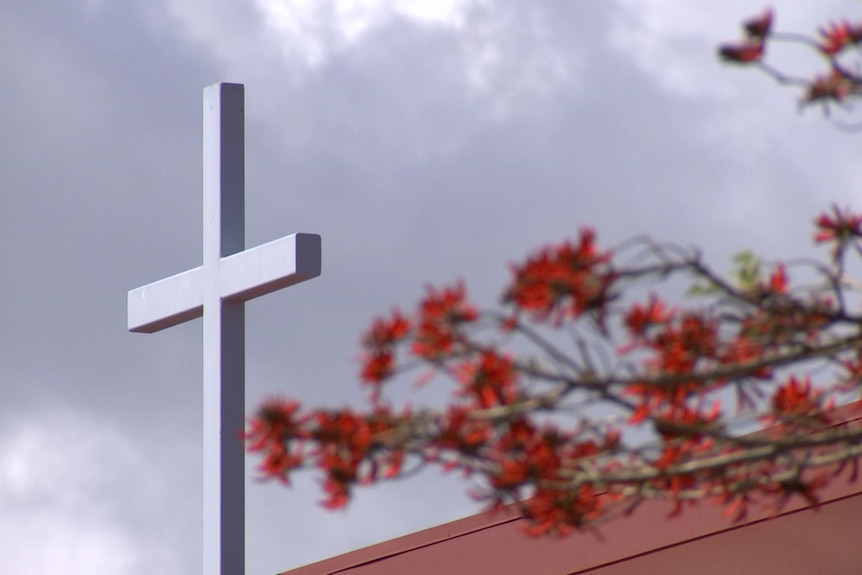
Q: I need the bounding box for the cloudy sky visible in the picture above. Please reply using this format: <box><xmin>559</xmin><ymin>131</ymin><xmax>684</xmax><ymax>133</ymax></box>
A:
<box><xmin>1</xmin><ymin>1</ymin><xmax>860</xmax><ymax>574</ymax></box>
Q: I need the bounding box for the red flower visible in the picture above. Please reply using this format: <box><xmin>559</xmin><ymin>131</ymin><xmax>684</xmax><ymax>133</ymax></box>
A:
<box><xmin>246</xmin><ymin>398</ymin><xmax>304</xmax><ymax>451</ymax></box>
<box><xmin>418</xmin><ymin>282</ymin><xmax>478</xmax><ymax>325</ymax></box>
<box><xmin>360</xmin><ymin>350</ymin><xmax>395</xmax><ymax>384</ymax></box>
<box><xmin>362</xmin><ymin>311</ymin><xmax>410</xmax><ymax>349</ymax></box>
<box><xmin>455</xmin><ymin>351</ymin><xmax>518</xmax><ymax>408</ymax></box>
<box><xmin>412</xmin><ymin>320</ymin><xmax>457</xmax><ymax>360</ymax></box>
<box><xmin>432</xmin><ymin>406</ymin><xmax>492</xmax><ymax>456</ymax></box>
<box><xmin>651</xmin><ymin>313</ymin><xmax>718</xmax><ymax>373</ymax></box>
<box><xmin>802</xmin><ymin>68</ymin><xmax>858</xmax><ymax>106</ymax></box>
<box><xmin>245</xmin><ymin>399</ymin><xmax>307</xmax><ymax>482</ymax></box>
<box><xmin>720</xmin><ymin>334</ymin><xmax>770</xmax><ymax>379</ymax></box>
<box><xmin>320</xmin><ymin>475</ymin><xmax>352</xmax><ymax>509</ymax></box>
<box><xmin>814</xmin><ymin>205</ymin><xmax>862</xmax><ymax>252</ymax></box>
<box><xmin>411</xmin><ymin>282</ymin><xmax>478</xmax><ymax>360</ymax></box>
<box><xmin>505</xmin><ymin>229</ymin><xmax>615</xmax><ymax>324</ymax></box>
<box><xmin>624</xmin><ymin>295</ymin><xmax>671</xmax><ymax>337</ymax></box>
<box><xmin>743</xmin><ymin>8</ymin><xmax>774</xmax><ymax>39</ymax></box>
<box><xmin>718</xmin><ymin>41</ymin><xmax>764</xmax><ymax>64</ymax></box>
<box><xmin>521</xmin><ymin>484</ymin><xmax>603</xmax><ymax>535</ymax></box>
<box><xmin>765</xmin><ymin>264</ymin><xmax>787</xmax><ymax>295</ymax></box>
<box><xmin>771</xmin><ymin>376</ymin><xmax>822</xmax><ymax>418</ymax></box>
<box><xmin>818</xmin><ymin>20</ymin><xmax>862</xmax><ymax>55</ymax></box>
<box><xmin>718</xmin><ymin>8</ymin><xmax>772</xmax><ymax>65</ymax></box>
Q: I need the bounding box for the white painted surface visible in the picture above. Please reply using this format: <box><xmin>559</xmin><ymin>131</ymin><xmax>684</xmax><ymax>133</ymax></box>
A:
<box><xmin>127</xmin><ymin>83</ymin><xmax>321</xmax><ymax>575</ymax></box>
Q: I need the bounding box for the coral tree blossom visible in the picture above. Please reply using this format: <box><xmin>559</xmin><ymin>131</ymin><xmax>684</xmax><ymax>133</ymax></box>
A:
<box><xmin>245</xmin><ymin>6</ymin><xmax>862</xmax><ymax>537</ymax></box>
<box><xmin>718</xmin><ymin>8</ymin><xmax>772</xmax><ymax>64</ymax></box>
<box><xmin>248</xmin><ymin>201</ymin><xmax>862</xmax><ymax>535</ymax></box>
<box><xmin>818</xmin><ymin>20</ymin><xmax>862</xmax><ymax>55</ymax></box>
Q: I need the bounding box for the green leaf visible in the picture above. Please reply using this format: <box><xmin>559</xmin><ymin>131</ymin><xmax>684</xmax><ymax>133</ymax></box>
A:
<box><xmin>732</xmin><ymin>250</ymin><xmax>762</xmax><ymax>292</ymax></box>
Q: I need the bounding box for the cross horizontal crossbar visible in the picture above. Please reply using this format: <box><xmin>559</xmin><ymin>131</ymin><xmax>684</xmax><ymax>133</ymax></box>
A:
<box><xmin>128</xmin><ymin>232</ymin><xmax>321</xmax><ymax>333</ymax></box>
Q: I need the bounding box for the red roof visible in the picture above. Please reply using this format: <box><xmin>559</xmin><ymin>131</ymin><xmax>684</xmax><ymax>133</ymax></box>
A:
<box><xmin>281</xmin><ymin>474</ymin><xmax>862</xmax><ymax>575</ymax></box>
<box><xmin>281</xmin><ymin>404</ymin><xmax>862</xmax><ymax>575</ymax></box>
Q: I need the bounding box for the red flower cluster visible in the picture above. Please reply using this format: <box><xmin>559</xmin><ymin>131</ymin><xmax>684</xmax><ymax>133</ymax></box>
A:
<box><xmin>744</xmin><ymin>8</ymin><xmax>774</xmax><ymax>39</ymax></box>
<box><xmin>245</xmin><ymin>399</ymin><xmax>306</xmax><ymax>482</ymax></box>
<box><xmin>359</xmin><ymin>283</ymin><xmax>480</xmax><ymax>389</ymax></box>
<box><xmin>505</xmin><ymin>229</ymin><xmax>615</xmax><ymax>325</ymax></box>
<box><xmin>431</xmin><ymin>406</ymin><xmax>492</xmax><ymax>462</ymax></box>
<box><xmin>488</xmin><ymin>420</ymin><xmax>562</xmax><ymax>492</ymax></box>
<box><xmin>718</xmin><ymin>8</ymin><xmax>772</xmax><ymax>64</ymax></box>
<box><xmin>626</xmin><ymin>309</ymin><xmax>718</xmax><ymax>378</ymax></box>
<box><xmin>363</xmin><ymin>311</ymin><xmax>410</xmax><ymax>348</ymax></box>
<box><xmin>247</xmin><ymin>203</ymin><xmax>862</xmax><ymax>537</ymax></box>
<box><xmin>412</xmin><ymin>282</ymin><xmax>478</xmax><ymax>360</ymax></box>
<box><xmin>454</xmin><ymin>350</ymin><xmax>518</xmax><ymax>409</ymax></box>
<box><xmin>814</xmin><ymin>205</ymin><xmax>862</xmax><ymax>256</ymax></box>
<box><xmin>818</xmin><ymin>20</ymin><xmax>862</xmax><ymax>55</ymax></box>
<box><xmin>764</xmin><ymin>264</ymin><xmax>787</xmax><ymax>295</ymax></box>
<box><xmin>803</xmin><ymin>68</ymin><xmax>858</xmax><ymax>106</ymax></box>
<box><xmin>719</xmin><ymin>8</ymin><xmax>862</xmax><ymax>115</ymax></box>
<box><xmin>770</xmin><ymin>376</ymin><xmax>825</xmax><ymax>420</ymax></box>
<box><xmin>620</xmin><ymin>264</ymin><xmax>829</xmax><ymax>447</ymax></box>
<box><xmin>247</xmin><ymin>400</ymin><xmax>406</xmax><ymax>508</ymax></box>
<box><xmin>520</xmin><ymin>484</ymin><xmax>603</xmax><ymax>536</ymax></box>
<box><xmin>484</xmin><ymin>419</ymin><xmax>615</xmax><ymax>535</ymax></box>
<box><xmin>360</xmin><ymin>311</ymin><xmax>411</xmax><ymax>386</ymax></box>
<box><xmin>312</xmin><ymin>407</ymin><xmax>404</xmax><ymax>509</ymax></box>
<box><xmin>718</xmin><ymin>43</ymin><xmax>764</xmax><ymax>64</ymax></box>
<box><xmin>624</xmin><ymin>295</ymin><xmax>671</xmax><ymax>339</ymax></box>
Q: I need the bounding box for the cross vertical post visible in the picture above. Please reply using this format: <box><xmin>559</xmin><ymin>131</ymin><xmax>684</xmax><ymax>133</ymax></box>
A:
<box><xmin>202</xmin><ymin>82</ymin><xmax>245</xmax><ymax>575</ymax></box>
<box><xmin>128</xmin><ymin>82</ymin><xmax>322</xmax><ymax>575</ymax></box>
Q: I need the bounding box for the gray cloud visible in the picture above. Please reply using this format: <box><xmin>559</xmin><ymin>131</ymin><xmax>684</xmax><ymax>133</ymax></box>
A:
<box><xmin>1</xmin><ymin>0</ymin><xmax>858</xmax><ymax>573</ymax></box>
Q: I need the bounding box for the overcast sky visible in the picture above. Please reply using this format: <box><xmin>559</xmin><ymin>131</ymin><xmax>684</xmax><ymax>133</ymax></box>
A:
<box><xmin>1</xmin><ymin>1</ymin><xmax>860</xmax><ymax>574</ymax></box>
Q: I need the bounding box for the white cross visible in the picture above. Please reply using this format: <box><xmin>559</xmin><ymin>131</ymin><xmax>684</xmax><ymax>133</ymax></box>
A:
<box><xmin>128</xmin><ymin>83</ymin><xmax>321</xmax><ymax>575</ymax></box>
